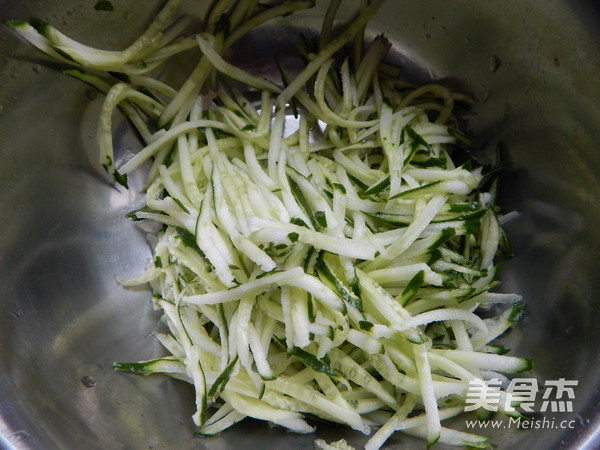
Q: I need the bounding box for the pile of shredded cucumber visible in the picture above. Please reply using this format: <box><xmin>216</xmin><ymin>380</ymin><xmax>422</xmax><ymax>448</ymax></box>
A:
<box><xmin>8</xmin><ymin>0</ymin><xmax>530</xmax><ymax>448</ymax></box>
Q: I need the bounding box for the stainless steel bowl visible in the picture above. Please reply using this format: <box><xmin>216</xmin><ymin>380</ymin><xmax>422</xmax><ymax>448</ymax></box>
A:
<box><xmin>2</xmin><ymin>1</ymin><xmax>600</xmax><ymax>449</ymax></box>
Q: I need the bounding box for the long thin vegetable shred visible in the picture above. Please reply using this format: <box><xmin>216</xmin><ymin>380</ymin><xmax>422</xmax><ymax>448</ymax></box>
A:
<box><xmin>8</xmin><ymin>0</ymin><xmax>530</xmax><ymax>448</ymax></box>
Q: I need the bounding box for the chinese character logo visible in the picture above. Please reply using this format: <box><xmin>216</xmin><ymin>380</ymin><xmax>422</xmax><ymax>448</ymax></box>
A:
<box><xmin>465</xmin><ymin>378</ymin><xmax>503</xmax><ymax>412</ymax></box>
<box><xmin>540</xmin><ymin>378</ymin><xmax>578</xmax><ymax>413</ymax></box>
<box><xmin>464</xmin><ymin>377</ymin><xmax>577</xmax><ymax>414</ymax></box>
<box><xmin>506</xmin><ymin>378</ymin><xmax>538</xmax><ymax>412</ymax></box>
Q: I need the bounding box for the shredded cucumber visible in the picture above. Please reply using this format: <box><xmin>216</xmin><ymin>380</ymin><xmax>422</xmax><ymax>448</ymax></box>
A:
<box><xmin>8</xmin><ymin>1</ymin><xmax>529</xmax><ymax>448</ymax></box>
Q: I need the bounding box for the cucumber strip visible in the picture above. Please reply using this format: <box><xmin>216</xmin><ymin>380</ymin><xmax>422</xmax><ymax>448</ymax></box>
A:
<box><xmin>346</xmin><ymin>329</ymin><xmax>383</xmax><ymax>354</ymax></box>
<box><xmin>356</xmin><ymin>36</ymin><xmax>389</xmax><ymax>102</ymax></box>
<box><xmin>383</xmin><ymin>195</ymin><xmax>448</xmax><ymax>260</ymax></box>
<box><xmin>288</xmin><ymin>346</ymin><xmax>338</xmax><ymax>376</ymax></box>
<box><xmin>364</xmin><ymin>394</ymin><xmax>417</xmax><ymax>450</ymax></box>
<box><xmin>314</xmin><ymin>59</ymin><xmax>379</xmax><ymax>129</ymax></box>
<box><xmin>113</xmin><ymin>357</ymin><xmax>186</xmax><ymax>376</ymax></box>
<box><xmin>157</xmin><ymin>326</ymin><xmax>187</xmax><ymax>361</ymax></box>
<box><xmin>368</xmin><ymin>263</ymin><xmax>443</xmax><ymax>287</ymax></box>
<box><xmin>430</xmin><ymin>349</ymin><xmax>533</xmax><ymax>373</ymax></box>
<box><xmin>183</xmin><ymin>268</ymin><xmax>301</xmax><ymax>305</ymax></box>
<box><xmin>426</xmin><ymin>352</ymin><xmax>477</xmax><ymax>383</ymax></box>
<box><xmin>398</xmin><ymin>84</ymin><xmax>454</xmax><ymax>124</ymax></box>
<box><xmin>479</xmin><ymin>209</ymin><xmax>501</xmax><ymax>270</ymax></box>
<box><xmin>316</xmin><ymin>254</ymin><xmax>363</xmax><ymax>311</ymax></box>
<box><xmin>161</xmin><ymin>300</ymin><xmax>208</xmax><ymax>426</ymax></box>
<box><xmin>221</xmin><ymin>390</ymin><xmax>314</xmax><ymax>434</ymax></box>
<box><xmin>318</xmin><ymin>0</ymin><xmax>342</xmax><ymax>50</ymax></box>
<box><xmin>195</xmin><ymin>409</ymin><xmax>246</xmax><ymax>436</ymax></box>
<box><xmin>248</xmin><ymin>216</ymin><xmax>376</xmax><ymax>260</ymax></box>
<box><xmin>143</xmin><ymin>35</ymin><xmax>198</xmax><ymax>64</ymax></box>
<box><xmin>6</xmin><ymin>21</ymin><xmax>71</xmax><ymax>62</ymax></box>
<box><xmin>64</xmin><ymin>70</ymin><xmax>155</xmax><ymax>143</ymax></box>
<box><xmin>356</xmin><ymin>270</ymin><xmax>408</xmax><ymax>322</ymax></box>
<box><xmin>248</xmin><ymin>321</ymin><xmax>274</xmax><ymax>380</ymax></box>
<box><xmin>208</xmin><ymin>355</ymin><xmax>238</xmax><ymax>397</ymax></box>
<box><xmin>289</xmin><ymin>288</ymin><xmax>311</xmax><ymax>348</ymax></box>
<box><xmin>329</xmin><ymin>349</ymin><xmax>400</xmax><ymax>410</ymax></box>
<box><xmin>471</xmin><ymin>302</ymin><xmax>525</xmax><ymax>349</ymax></box>
<box><xmin>404</xmin><ymin>167</ymin><xmax>478</xmax><ymax>185</ymax></box>
<box><xmin>449</xmin><ymin>319</ymin><xmax>475</xmax><ymax>351</ymax></box>
<box><xmin>183</xmin><ymin>267</ymin><xmax>341</xmax><ymax>310</ymax></box>
<box><xmin>403</xmin><ymin>426</ymin><xmax>489</xmax><ymax>449</ymax></box>
<box><xmin>390</xmin><ymin>405</ymin><xmax>465</xmax><ymax>432</ymax></box>
<box><xmin>234</xmin><ymin>295</ymin><xmax>254</xmax><ymax>374</ymax></box>
<box><xmin>158</xmin><ymin>55</ymin><xmax>215</xmax><ymax>127</ymax></box>
<box><xmin>202</xmin><ymin>401</ymin><xmax>233</xmax><ymax>426</ymax></box>
<box><xmin>118</xmin><ymin>119</ymin><xmax>232</xmax><ymax>174</ymax></box>
<box><xmin>287</xmin><ymin>167</ymin><xmax>338</xmax><ymax>231</ymax></box>
<box><xmin>267</xmin><ymin>377</ymin><xmax>369</xmax><ymax>434</ymax></box>
<box><xmin>179</xmin><ymin>306</ymin><xmax>222</xmax><ymax>357</ymax></box>
<box><xmin>333</xmin><ymin>149</ymin><xmax>383</xmax><ymax>186</ymax></box>
<box><xmin>413</xmin><ymin>345</ymin><xmax>442</xmax><ymax>447</ymax></box>
<box><xmin>476</xmin><ymin>292</ymin><xmax>523</xmax><ymax>304</ymax></box>
<box><xmin>159</xmin><ymin>165</ymin><xmax>195</xmax><ymax>212</ymax></box>
<box><xmin>313</xmin><ymin>370</ymin><xmax>352</xmax><ymax>409</ymax></box>
<box><xmin>399</xmin><ymin>308</ymin><xmax>488</xmax><ymax>339</ymax></box>
<box><xmin>277</xmin><ymin>0</ymin><xmax>385</xmax><ymax>107</ymax></box>
<box><xmin>195</xmin><ymin>183</ymin><xmax>236</xmax><ymax>287</ymax></box>
<box><xmin>223</xmin><ymin>0</ymin><xmax>316</xmax><ymax>50</ymax></box>
<box><xmin>369</xmin><ymin>353</ymin><xmax>463</xmax><ymax>398</ymax></box>
<box><xmin>39</xmin><ymin>0</ymin><xmax>181</xmax><ymax>68</ymax></box>
<box><xmin>196</xmin><ymin>34</ymin><xmax>281</xmax><ymax>93</ymax></box>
